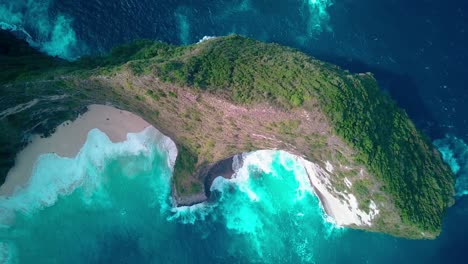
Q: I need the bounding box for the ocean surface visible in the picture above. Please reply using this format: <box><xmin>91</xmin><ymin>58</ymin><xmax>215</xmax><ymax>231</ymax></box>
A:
<box><xmin>1</xmin><ymin>0</ymin><xmax>468</xmax><ymax>263</ymax></box>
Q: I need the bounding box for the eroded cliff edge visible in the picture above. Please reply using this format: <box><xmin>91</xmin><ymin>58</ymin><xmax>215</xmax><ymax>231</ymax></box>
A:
<box><xmin>0</xmin><ymin>31</ymin><xmax>454</xmax><ymax>239</ymax></box>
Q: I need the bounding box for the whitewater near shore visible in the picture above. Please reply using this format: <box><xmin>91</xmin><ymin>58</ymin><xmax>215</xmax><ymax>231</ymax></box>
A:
<box><xmin>208</xmin><ymin>151</ymin><xmax>379</xmax><ymax>227</ymax></box>
<box><xmin>0</xmin><ymin>104</ymin><xmax>153</xmax><ymax>196</ymax></box>
<box><xmin>0</xmin><ymin>104</ymin><xmax>378</xmax><ymax>229</ymax></box>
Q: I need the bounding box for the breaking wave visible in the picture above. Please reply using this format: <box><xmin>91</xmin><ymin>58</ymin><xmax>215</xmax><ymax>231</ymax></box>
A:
<box><xmin>434</xmin><ymin>135</ymin><xmax>468</xmax><ymax>197</ymax></box>
<box><xmin>303</xmin><ymin>0</ymin><xmax>333</xmax><ymax>35</ymax></box>
<box><xmin>0</xmin><ymin>132</ymin><xmax>337</xmax><ymax>263</ymax></box>
<box><xmin>0</xmin><ymin>0</ymin><xmax>85</xmax><ymax>60</ymax></box>
<box><xmin>169</xmin><ymin>150</ymin><xmax>338</xmax><ymax>261</ymax></box>
<box><xmin>1</xmin><ymin>0</ymin><xmax>334</xmax><ymax>59</ymax></box>
<box><xmin>0</xmin><ymin>125</ymin><xmax>463</xmax><ymax>263</ymax></box>
<box><xmin>0</xmin><ymin>127</ymin><xmax>176</xmax><ymax>227</ymax></box>
<box><xmin>0</xmin><ymin>127</ymin><xmax>176</xmax><ymax>263</ymax></box>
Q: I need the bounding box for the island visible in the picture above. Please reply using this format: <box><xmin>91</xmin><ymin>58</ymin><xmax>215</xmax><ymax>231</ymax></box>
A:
<box><xmin>0</xmin><ymin>30</ymin><xmax>454</xmax><ymax>239</ymax></box>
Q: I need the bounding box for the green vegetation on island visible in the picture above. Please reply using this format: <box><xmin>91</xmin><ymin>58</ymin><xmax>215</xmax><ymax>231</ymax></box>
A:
<box><xmin>114</xmin><ymin>35</ymin><xmax>453</xmax><ymax>233</ymax></box>
<box><xmin>0</xmin><ymin>31</ymin><xmax>454</xmax><ymax>238</ymax></box>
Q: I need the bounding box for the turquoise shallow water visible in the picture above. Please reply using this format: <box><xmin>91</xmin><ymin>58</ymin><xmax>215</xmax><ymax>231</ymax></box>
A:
<box><xmin>1</xmin><ymin>0</ymin><xmax>468</xmax><ymax>262</ymax></box>
<box><xmin>0</xmin><ymin>129</ymin><xmax>337</xmax><ymax>263</ymax></box>
<box><xmin>1</xmin><ymin>128</ymin><xmax>467</xmax><ymax>263</ymax></box>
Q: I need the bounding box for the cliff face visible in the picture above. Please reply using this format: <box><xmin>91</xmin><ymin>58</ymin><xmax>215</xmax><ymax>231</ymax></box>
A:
<box><xmin>0</xmin><ymin>31</ymin><xmax>454</xmax><ymax>239</ymax></box>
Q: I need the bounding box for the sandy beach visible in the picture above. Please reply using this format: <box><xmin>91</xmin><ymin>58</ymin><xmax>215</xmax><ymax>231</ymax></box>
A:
<box><xmin>0</xmin><ymin>103</ymin><xmax>377</xmax><ymax>227</ymax></box>
<box><xmin>0</xmin><ymin>104</ymin><xmax>151</xmax><ymax>196</ymax></box>
<box><xmin>219</xmin><ymin>150</ymin><xmax>378</xmax><ymax>227</ymax></box>
<box><xmin>300</xmin><ymin>158</ymin><xmax>379</xmax><ymax>226</ymax></box>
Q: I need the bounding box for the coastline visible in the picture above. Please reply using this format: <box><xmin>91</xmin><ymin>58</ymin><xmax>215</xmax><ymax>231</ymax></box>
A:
<box><xmin>0</xmin><ymin>104</ymin><xmax>151</xmax><ymax>196</ymax></box>
<box><xmin>203</xmin><ymin>156</ymin><xmax>240</xmax><ymax>198</ymax></box>
<box><xmin>171</xmin><ymin>156</ymin><xmax>238</xmax><ymax>206</ymax></box>
<box><xmin>300</xmin><ymin>158</ymin><xmax>378</xmax><ymax>226</ymax></box>
<box><xmin>311</xmin><ymin>184</ymin><xmax>335</xmax><ymax>220</ymax></box>
<box><xmin>0</xmin><ymin>102</ymin><xmax>377</xmax><ymax>228</ymax></box>
<box><xmin>195</xmin><ymin>151</ymin><xmax>378</xmax><ymax>227</ymax></box>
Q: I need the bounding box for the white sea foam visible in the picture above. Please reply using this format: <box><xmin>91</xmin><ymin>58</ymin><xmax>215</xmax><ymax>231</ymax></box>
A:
<box><xmin>200</xmin><ymin>150</ymin><xmax>378</xmax><ymax>227</ymax></box>
<box><xmin>210</xmin><ymin>174</ymin><xmax>230</xmax><ymax>192</ymax></box>
<box><xmin>0</xmin><ymin>0</ymin><xmax>83</xmax><ymax>59</ymax></box>
<box><xmin>197</xmin><ymin>36</ymin><xmax>216</xmax><ymax>43</ymax></box>
<box><xmin>229</xmin><ymin>151</ymin><xmax>282</xmax><ymax>202</ymax></box>
<box><xmin>434</xmin><ymin>135</ymin><xmax>468</xmax><ymax>197</ymax></box>
<box><xmin>0</xmin><ymin>126</ymin><xmax>176</xmax><ymax>227</ymax></box>
<box><xmin>168</xmin><ymin>202</ymin><xmax>214</xmax><ymax>224</ymax></box>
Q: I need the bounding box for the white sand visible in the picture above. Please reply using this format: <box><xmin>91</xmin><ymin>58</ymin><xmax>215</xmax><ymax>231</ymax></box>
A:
<box><xmin>300</xmin><ymin>158</ymin><xmax>379</xmax><ymax>226</ymax></box>
<box><xmin>0</xmin><ymin>104</ymin><xmax>151</xmax><ymax>196</ymax></box>
<box><xmin>0</xmin><ymin>102</ymin><xmax>378</xmax><ymax>227</ymax></box>
<box><xmin>226</xmin><ymin>149</ymin><xmax>378</xmax><ymax>227</ymax></box>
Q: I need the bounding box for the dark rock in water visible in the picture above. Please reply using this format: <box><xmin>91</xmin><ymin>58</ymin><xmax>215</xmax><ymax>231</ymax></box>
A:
<box><xmin>172</xmin><ymin>154</ymin><xmax>244</xmax><ymax>207</ymax></box>
<box><xmin>203</xmin><ymin>154</ymin><xmax>244</xmax><ymax>199</ymax></box>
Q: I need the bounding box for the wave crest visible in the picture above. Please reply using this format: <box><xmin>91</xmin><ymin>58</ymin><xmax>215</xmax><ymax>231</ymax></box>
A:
<box><xmin>434</xmin><ymin>135</ymin><xmax>468</xmax><ymax>197</ymax></box>
<box><xmin>0</xmin><ymin>127</ymin><xmax>176</xmax><ymax>227</ymax></box>
<box><xmin>0</xmin><ymin>0</ymin><xmax>84</xmax><ymax>60</ymax></box>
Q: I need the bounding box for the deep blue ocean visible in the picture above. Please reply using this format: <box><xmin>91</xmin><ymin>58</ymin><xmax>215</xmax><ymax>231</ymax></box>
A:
<box><xmin>1</xmin><ymin>0</ymin><xmax>468</xmax><ymax>263</ymax></box>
